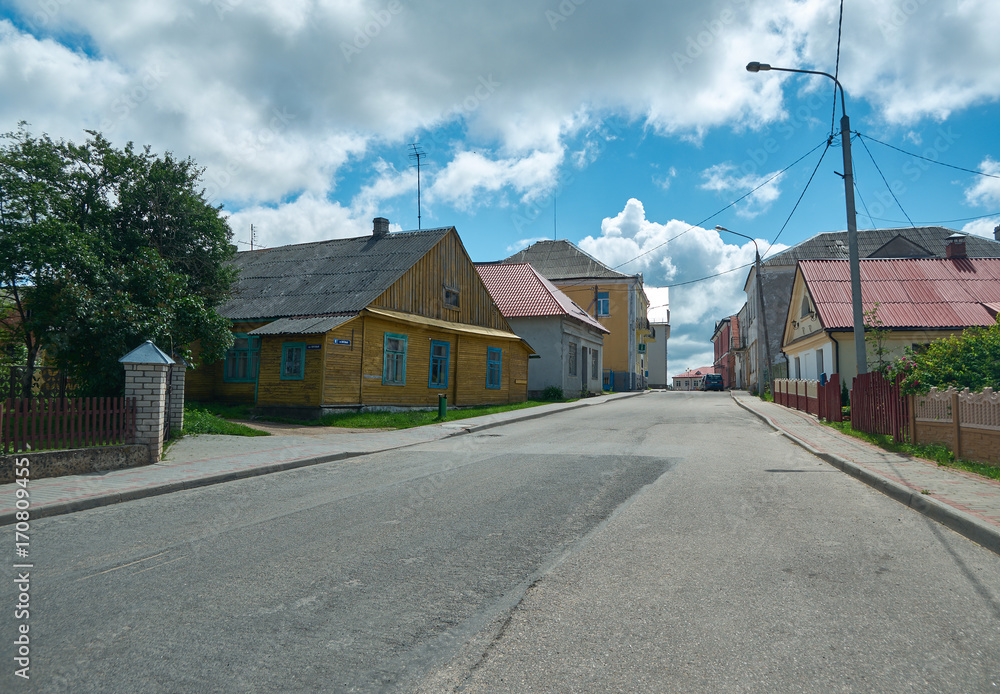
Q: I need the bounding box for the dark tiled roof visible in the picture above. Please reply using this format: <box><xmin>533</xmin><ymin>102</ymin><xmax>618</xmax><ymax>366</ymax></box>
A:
<box><xmin>218</xmin><ymin>228</ymin><xmax>452</xmax><ymax>320</ymax></box>
<box><xmin>501</xmin><ymin>239</ymin><xmax>631</xmax><ymax>280</ymax></box>
<box><xmin>801</xmin><ymin>257</ymin><xmax>1000</xmax><ymax>330</ymax></box>
<box><xmin>765</xmin><ymin>227</ymin><xmax>1000</xmax><ymax>267</ymax></box>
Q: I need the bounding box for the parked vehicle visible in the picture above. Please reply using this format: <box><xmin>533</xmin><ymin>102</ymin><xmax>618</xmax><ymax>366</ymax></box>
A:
<box><xmin>701</xmin><ymin>374</ymin><xmax>724</xmax><ymax>391</ymax></box>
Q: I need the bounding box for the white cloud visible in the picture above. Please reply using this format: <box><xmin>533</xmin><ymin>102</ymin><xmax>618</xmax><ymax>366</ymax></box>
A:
<box><xmin>961</xmin><ymin>216</ymin><xmax>1000</xmax><ymax>240</ymax></box>
<box><xmin>700</xmin><ymin>163</ymin><xmax>784</xmax><ymax>219</ymax></box>
<box><xmin>965</xmin><ymin>157</ymin><xmax>1000</xmax><ymax>208</ymax></box>
<box><xmin>225</xmin><ymin>194</ymin><xmax>369</xmax><ymax>250</ymax></box>
<box><xmin>577</xmin><ymin>198</ymin><xmax>785</xmax><ymax>381</ymax></box>
<box><xmin>427</xmin><ymin>149</ymin><xmax>564</xmax><ymax>209</ymax></box>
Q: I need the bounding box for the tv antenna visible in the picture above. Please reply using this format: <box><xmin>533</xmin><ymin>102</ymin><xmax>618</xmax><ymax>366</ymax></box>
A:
<box><xmin>409</xmin><ymin>143</ymin><xmax>425</xmax><ymax>229</ymax></box>
<box><xmin>250</xmin><ymin>223</ymin><xmax>257</xmax><ymax>251</ymax></box>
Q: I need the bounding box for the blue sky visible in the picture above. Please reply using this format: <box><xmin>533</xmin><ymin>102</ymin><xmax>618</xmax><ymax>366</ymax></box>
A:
<box><xmin>4</xmin><ymin>0</ymin><xmax>1000</xmax><ymax>377</ymax></box>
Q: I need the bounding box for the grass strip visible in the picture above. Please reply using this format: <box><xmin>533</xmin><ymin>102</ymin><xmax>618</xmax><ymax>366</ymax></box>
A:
<box><xmin>822</xmin><ymin>420</ymin><xmax>1000</xmax><ymax>483</ymax></box>
<box><xmin>183</xmin><ymin>406</ymin><xmax>270</xmax><ymax>437</ymax></box>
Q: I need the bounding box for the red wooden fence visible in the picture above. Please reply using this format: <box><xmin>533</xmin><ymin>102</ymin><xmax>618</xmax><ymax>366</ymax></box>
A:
<box><xmin>774</xmin><ymin>375</ymin><xmax>842</xmax><ymax>422</ymax></box>
<box><xmin>0</xmin><ymin>397</ymin><xmax>136</xmax><ymax>455</ymax></box>
<box><xmin>851</xmin><ymin>372</ymin><xmax>909</xmax><ymax>442</ymax></box>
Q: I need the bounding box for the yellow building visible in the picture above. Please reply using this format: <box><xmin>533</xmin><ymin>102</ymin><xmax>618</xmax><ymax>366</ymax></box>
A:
<box><xmin>503</xmin><ymin>240</ymin><xmax>650</xmax><ymax>390</ymax></box>
<box><xmin>186</xmin><ymin>219</ymin><xmax>532</xmax><ymax>416</ymax></box>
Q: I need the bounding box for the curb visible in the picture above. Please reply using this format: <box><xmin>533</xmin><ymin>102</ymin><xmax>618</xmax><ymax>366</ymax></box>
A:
<box><xmin>731</xmin><ymin>393</ymin><xmax>1000</xmax><ymax>557</ymax></box>
<box><xmin>2</xmin><ymin>391</ymin><xmax>647</xmax><ymax>525</ymax></box>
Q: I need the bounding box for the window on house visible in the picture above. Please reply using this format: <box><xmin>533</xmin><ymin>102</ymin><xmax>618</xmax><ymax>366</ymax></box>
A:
<box><xmin>486</xmin><ymin>347</ymin><xmax>502</xmax><ymax>389</ymax></box>
<box><xmin>597</xmin><ymin>291</ymin><xmax>610</xmax><ymax>316</ymax></box>
<box><xmin>429</xmin><ymin>340</ymin><xmax>449</xmax><ymax>389</ymax></box>
<box><xmin>592</xmin><ymin>349</ymin><xmax>599</xmax><ymax>380</ymax></box>
<box><xmin>383</xmin><ymin>333</ymin><xmax>407</xmax><ymax>385</ymax></box>
<box><xmin>443</xmin><ymin>287</ymin><xmax>460</xmax><ymax>309</ymax></box>
<box><xmin>816</xmin><ymin>350</ymin><xmax>824</xmax><ymax>377</ymax></box>
<box><xmin>794</xmin><ymin>356</ymin><xmax>801</xmax><ymax>379</ymax></box>
<box><xmin>280</xmin><ymin>342</ymin><xmax>306</xmax><ymax>380</ymax></box>
<box><xmin>224</xmin><ymin>334</ymin><xmax>260</xmax><ymax>382</ymax></box>
<box><xmin>568</xmin><ymin>341</ymin><xmax>578</xmax><ymax>376</ymax></box>
<box><xmin>801</xmin><ymin>296</ymin><xmax>811</xmax><ymax>318</ymax></box>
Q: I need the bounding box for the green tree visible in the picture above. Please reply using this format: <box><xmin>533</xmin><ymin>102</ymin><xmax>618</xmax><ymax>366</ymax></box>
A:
<box><xmin>864</xmin><ymin>302</ymin><xmax>893</xmax><ymax>374</ymax></box>
<box><xmin>894</xmin><ymin>320</ymin><xmax>1000</xmax><ymax>394</ymax></box>
<box><xmin>0</xmin><ymin>124</ymin><xmax>236</xmax><ymax>396</ymax></box>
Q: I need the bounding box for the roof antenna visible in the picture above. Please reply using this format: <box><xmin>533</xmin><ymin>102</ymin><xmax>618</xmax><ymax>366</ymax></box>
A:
<box><xmin>250</xmin><ymin>223</ymin><xmax>256</xmax><ymax>251</ymax></box>
<box><xmin>553</xmin><ymin>194</ymin><xmax>557</xmax><ymax>240</ymax></box>
<box><xmin>409</xmin><ymin>143</ymin><xmax>425</xmax><ymax>230</ymax></box>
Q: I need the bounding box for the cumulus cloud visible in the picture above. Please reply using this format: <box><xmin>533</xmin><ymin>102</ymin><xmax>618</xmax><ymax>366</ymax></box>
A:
<box><xmin>577</xmin><ymin>198</ymin><xmax>785</xmax><ymax>378</ymax></box>
<box><xmin>965</xmin><ymin>157</ymin><xmax>1000</xmax><ymax>208</ymax></box>
<box><xmin>700</xmin><ymin>163</ymin><xmax>784</xmax><ymax>218</ymax></box>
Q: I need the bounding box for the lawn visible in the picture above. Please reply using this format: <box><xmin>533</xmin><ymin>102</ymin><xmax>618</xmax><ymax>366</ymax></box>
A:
<box><xmin>822</xmin><ymin>420</ymin><xmax>1000</xmax><ymax>483</ymax></box>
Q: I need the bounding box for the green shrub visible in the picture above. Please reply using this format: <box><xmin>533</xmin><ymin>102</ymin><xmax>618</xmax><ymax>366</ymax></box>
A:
<box><xmin>541</xmin><ymin>386</ymin><xmax>564</xmax><ymax>401</ymax></box>
<box><xmin>893</xmin><ymin>320</ymin><xmax>1000</xmax><ymax>394</ymax></box>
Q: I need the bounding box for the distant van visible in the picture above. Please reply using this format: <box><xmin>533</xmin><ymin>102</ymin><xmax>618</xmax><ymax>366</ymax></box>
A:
<box><xmin>701</xmin><ymin>374</ymin><xmax>724</xmax><ymax>391</ymax></box>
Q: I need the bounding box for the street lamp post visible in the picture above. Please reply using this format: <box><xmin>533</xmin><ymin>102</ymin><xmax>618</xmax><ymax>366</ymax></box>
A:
<box><xmin>716</xmin><ymin>226</ymin><xmax>773</xmax><ymax>395</ymax></box>
<box><xmin>746</xmin><ymin>61</ymin><xmax>867</xmax><ymax>376</ymax></box>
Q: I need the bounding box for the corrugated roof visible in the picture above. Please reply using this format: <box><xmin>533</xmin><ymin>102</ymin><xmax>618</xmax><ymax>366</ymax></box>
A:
<box><xmin>674</xmin><ymin>367</ymin><xmax>716</xmax><ymax>379</ymax></box>
<box><xmin>765</xmin><ymin>227</ymin><xmax>1000</xmax><ymax>267</ymax></box>
<box><xmin>218</xmin><ymin>228</ymin><xmax>452</xmax><ymax>320</ymax></box>
<box><xmin>249</xmin><ymin>315</ymin><xmax>357</xmax><ymax>335</ymax></box>
<box><xmin>499</xmin><ymin>239</ymin><xmax>631</xmax><ymax>280</ymax></box>
<box><xmin>364</xmin><ymin>307</ymin><xmax>534</xmax><ymax>352</ymax></box>
<box><xmin>800</xmin><ymin>257</ymin><xmax>1000</xmax><ymax>330</ymax></box>
<box><xmin>475</xmin><ymin>263</ymin><xmax>609</xmax><ymax>333</ymax></box>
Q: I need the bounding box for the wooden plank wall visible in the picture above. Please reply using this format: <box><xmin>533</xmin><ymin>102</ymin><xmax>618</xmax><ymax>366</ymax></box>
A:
<box><xmin>323</xmin><ymin>320</ymin><xmax>364</xmax><ymax>405</ymax></box>
<box><xmin>255</xmin><ymin>334</ymin><xmax>326</xmax><ymax>407</ymax></box>
<box><xmin>184</xmin><ymin>321</ymin><xmax>270</xmax><ymax>403</ymax></box>
<box><xmin>371</xmin><ymin>231</ymin><xmax>511</xmax><ymax>331</ymax></box>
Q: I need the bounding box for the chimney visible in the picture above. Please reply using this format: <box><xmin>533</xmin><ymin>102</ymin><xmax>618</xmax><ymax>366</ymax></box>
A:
<box><xmin>945</xmin><ymin>233</ymin><xmax>967</xmax><ymax>259</ymax></box>
<box><xmin>994</xmin><ymin>224</ymin><xmax>1000</xmax><ymax>242</ymax></box>
<box><xmin>373</xmin><ymin>217</ymin><xmax>390</xmax><ymax>238</ymax></box>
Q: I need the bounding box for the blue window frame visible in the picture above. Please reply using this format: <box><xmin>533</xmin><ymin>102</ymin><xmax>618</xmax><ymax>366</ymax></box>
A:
<box><xmin>280</xmin><ymin>342</ymin><xmax>306</xmax><ymax>380</ymax></box>
<box><xmin>429</xmin><ymin>340</ymin><xmax>449</xmax><ymax>389</ymax></box>
<box><xmin>224</xmin><ymin>334</ymin><xmax>260</xmax><ymax>382</ymax></box>
<box><xmin>383</xmin><ymin>333</ymin><xmax>407</xmax><ymax>385</ymax></box>
<box><xmin>486</xmin><ymin>347</ymin><xmax>502</xmax><ymax>389</ymax></box>
<box><xmin>597</xmin><ymin>291</ymin><xmax>610</xmax><ymax>316</ymax></box>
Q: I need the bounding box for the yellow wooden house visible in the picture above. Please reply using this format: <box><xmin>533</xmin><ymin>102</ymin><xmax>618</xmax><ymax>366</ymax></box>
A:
<box><xmin>186</xmin><ymin>218</ymin><xmax>533</xmax><ymax>416</ymax></box>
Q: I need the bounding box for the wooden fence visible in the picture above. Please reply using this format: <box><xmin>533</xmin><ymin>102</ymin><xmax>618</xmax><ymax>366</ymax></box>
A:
<box><xmin>851</xmin><ymin>371</ymin><xmax>909</xmax><ymax>443</ymax></box>
<box><xmin>774</xmin><ymin>374</ymin><xmax>842</xmax><ymax>422</ymax></box>
<box><xmin>0</xmin><ymin>397</ymin><xmax>136</xmax><ymax>455</ymax></box>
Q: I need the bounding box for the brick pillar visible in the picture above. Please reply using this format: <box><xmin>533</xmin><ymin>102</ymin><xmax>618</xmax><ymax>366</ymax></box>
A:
<box><xmin>119</xmin><ymin>341</ymin><xmax>176</xmax><ymax>464</ymax></box>
<box><xmin>168</xmin><ymin>361</ymin><xmax>186</xmax><ymax>433</ymax></box>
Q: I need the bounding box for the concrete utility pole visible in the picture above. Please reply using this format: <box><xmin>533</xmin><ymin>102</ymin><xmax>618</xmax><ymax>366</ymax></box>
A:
<box><xmin>746</xmin><ymin>62</ymin><xmax>867</xmax><ymax>375</ymax></box>
<box><xmin>717</xmin><ymin>226</ymin><xmax>773</xmax><ymax>394</ymax></box>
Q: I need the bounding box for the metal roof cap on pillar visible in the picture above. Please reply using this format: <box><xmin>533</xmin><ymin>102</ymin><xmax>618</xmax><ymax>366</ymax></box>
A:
<box><xmin>119</xmin><ymin>340</ymin><xmax>175</xmax><ymax>364</ymax></box>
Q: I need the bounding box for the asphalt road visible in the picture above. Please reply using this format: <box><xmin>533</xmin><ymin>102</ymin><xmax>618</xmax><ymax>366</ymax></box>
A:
<box><xmin>4</xmin><ymin>391</ymin><xmax>1000</xmax><ymax>693</ymax></box>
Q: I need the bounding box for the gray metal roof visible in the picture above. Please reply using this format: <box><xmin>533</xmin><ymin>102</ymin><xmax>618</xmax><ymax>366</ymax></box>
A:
<box><xmin>763</xmin><ymin>226</ymin><xmax>1000</xmax><ymax>267</ymax></box>
<box><xmin>218</xmin><ymin>228</ymin><xmax>452</xmax><ymax>320</ymax></box>
<box><xmin>119</xmin><ymin>340</ymin><xmax>175</xmax><ymax>364</ymax></box>
<box><xmin>248</xmin><ymin>315</ymin><xmax>357</xmax><ymax>335</ymax></box>
<box><xmin>500</xmin><ymin>239</ymin><xmax>631</xmax><ymax>280</ymax></box>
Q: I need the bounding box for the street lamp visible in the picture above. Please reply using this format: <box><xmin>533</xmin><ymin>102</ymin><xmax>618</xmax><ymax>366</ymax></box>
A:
<box><xmin>716</xmin><ymin>226</ymin><xmax>773</xmax><ymax>395</ymax></box>
<box><xmin>746</xmin><ymin>61</ymin><xmax>867</xmax><ymax>375</ymax></box>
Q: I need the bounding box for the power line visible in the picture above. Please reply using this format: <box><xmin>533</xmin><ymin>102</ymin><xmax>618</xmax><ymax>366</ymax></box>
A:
<box><xmin>858</xmin><ymin>133</ymin><xmax>1000</xmax><ymax>179</ymax></box>
<box><xmin>856</xmin><ymin>135</ymin><xmax>916</xmax><ymax>228</ymax></box>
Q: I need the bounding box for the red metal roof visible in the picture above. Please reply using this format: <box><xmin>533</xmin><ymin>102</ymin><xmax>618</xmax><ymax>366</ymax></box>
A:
<box><xmin>673</xmin><ymin>367</ymin><xmax>717</xmax><ymax>379</ymax></box>
<box><xmin>799</xmin><ymin>257</ymin><xmax>1000</xmax><ymax>330</ymax></box>
<box><xmin>475</xmin><ymin>263</ymin><xmax>609</xmax><ymax>333</ymax></box>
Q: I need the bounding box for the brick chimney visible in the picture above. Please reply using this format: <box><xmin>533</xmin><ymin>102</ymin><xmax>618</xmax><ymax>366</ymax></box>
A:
<box><xmin>373</xmin><ymin>217</ymin><xmax>390</xmax><ymax>238</ymax></box>
<box><xmin>945</xmin><ymin>233</ymin><xmax>967</xmax><ymax>259</ymax></box>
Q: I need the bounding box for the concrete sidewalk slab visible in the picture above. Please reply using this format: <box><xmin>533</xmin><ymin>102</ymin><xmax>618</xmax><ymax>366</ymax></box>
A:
<box><xmin>0</xmin><ymin>391</ymin><xmax>645</xmax><ymax>525</ymax></box>
<box><xmin>731</xmin><ymin>390</ymin><xmax>1000</xmax><ymax>556</ymax></box>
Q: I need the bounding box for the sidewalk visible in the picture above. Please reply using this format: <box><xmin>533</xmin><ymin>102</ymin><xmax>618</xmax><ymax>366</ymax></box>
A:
<box><xmin>732</xmin><ymin>390</ymin><xmax>1000</xmax><ymax>556</ymax></box>
<box><xmin>0</xmin><ymin>392</ymin><xmax>645</xmax><ymax>525</ymax></box>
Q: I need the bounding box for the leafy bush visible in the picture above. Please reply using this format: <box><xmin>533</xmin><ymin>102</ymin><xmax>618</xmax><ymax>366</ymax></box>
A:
<box><xmin>893</xmin><ymin>320</ymin><xmax>1000</xmax><ymax>394</ymax></box>
<box><xmin>541</xmin><ymin>386</ymin><xmax>564</xmax><ymax>401</ymax></box>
